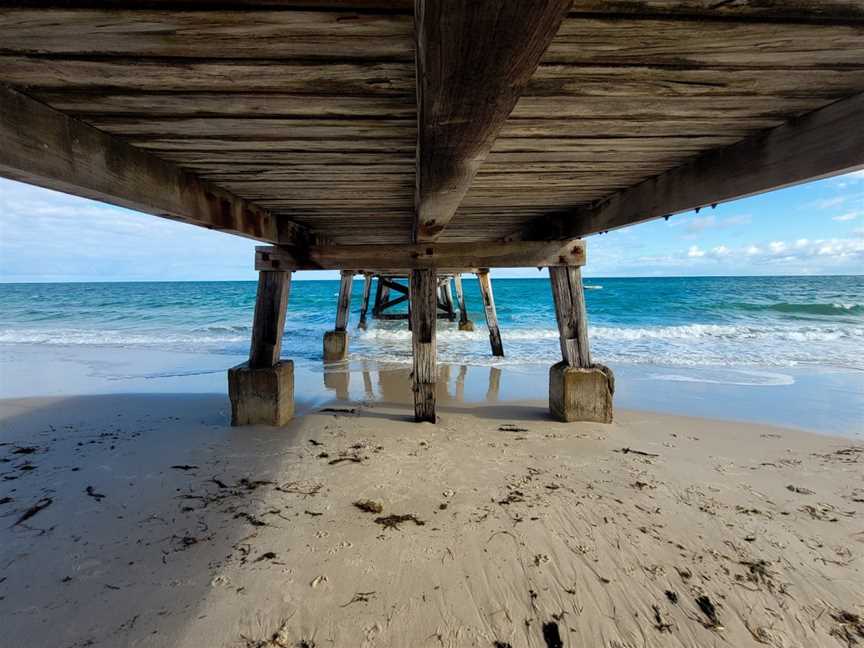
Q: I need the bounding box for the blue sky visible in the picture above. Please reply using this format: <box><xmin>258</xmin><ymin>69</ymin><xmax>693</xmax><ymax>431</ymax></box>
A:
<box><xmin>1</xmin><ymin>171</ymin><xmax>862</xmax><ymax>282</ymax></box>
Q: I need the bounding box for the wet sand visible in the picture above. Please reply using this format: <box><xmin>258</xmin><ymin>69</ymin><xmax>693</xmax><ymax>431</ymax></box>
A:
<box><xmin>1</xmin><ymin>393</ymin><xmax>862</xmax><ymax>647</ymax></box>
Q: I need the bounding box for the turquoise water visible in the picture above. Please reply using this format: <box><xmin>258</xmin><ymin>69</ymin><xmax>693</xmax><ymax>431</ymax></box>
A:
<box><xmin>0</xmin><ymin>275</ymin><xmax>862</xmax><ymax>370</ymax></box>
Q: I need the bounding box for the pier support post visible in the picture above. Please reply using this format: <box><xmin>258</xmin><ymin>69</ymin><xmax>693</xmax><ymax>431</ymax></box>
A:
<box><xmin>358</xmin><ymin>273</ymin><xmax>373</xmax><ymax>330</ymax></box>
<box><xmin>229</xmin><ymin>270</ymin><xmax>294</xmax><ymax>426</ymax></box>
<box><xmin>548</xmin><ymin>265</ymin><xmax>614</xmax><ymax>423</ymax></box>
<box><xmin>476</xmin><ymin>269</ymin><xmax>504</xmax><ymax>357</ymax></box>
<box><xmin>453</xmin><ymin>274</ymin><xmax>475</xmax><ymax>331</ymax></box>
<box><xmin>441</xmin><ymin>278</ymin><xmax>457</xmax><ymax>321</ymax></box>
<box><xmin>410</xmin><ymin>268</ymin><xmax>437</xmax><ymax>422</ymax></box>
<box><xmin>372</xmin><ymin>276</ymin><xmax>390</xmax><ymax>319</ymax></box>
<box><xmin>324</xmin><ymin>271</ymin><xmax>353</xmax><ymax>362</ymax></box>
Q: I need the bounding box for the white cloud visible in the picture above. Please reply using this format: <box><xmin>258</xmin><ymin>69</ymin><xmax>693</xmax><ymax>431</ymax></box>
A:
<box><xmin>832</xmin><ymin>211</ymin><xmax>860</xmax><ymax>222</ymax></box>
<box><xmin>769</xmin><ymin>241</ymin><xmax>787</xmax><ymax>254</ymax></box>
<box><xmin>687</xmin><ymin>245</ymin><xmax>705</xmax><ymax>258</ymax></box>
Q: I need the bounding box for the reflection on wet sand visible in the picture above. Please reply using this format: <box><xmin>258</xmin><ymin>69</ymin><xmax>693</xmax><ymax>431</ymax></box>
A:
<box><xmin>321</xmin><ymin>362</ymin><xmax>506</xmax><ymax>405</ymax></box>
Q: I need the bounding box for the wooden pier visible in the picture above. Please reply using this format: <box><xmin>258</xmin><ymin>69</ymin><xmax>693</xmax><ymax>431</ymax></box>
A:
<box><xmin>1</xmin><ymin>1</ymin><xmax>862</xmax><ymax>424</ymax></box>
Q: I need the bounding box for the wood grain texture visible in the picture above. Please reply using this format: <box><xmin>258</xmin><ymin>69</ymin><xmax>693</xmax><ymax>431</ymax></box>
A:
<box><xmin>568</xmin><ymin>0</ymin><xmax>864</xmax><ymax>21</ymax></box>
<box><xmin>549</xmin><ymin>265</ymin><xmax>590</xmax><ymax>368</ymax></box>
<box><xmin>249</xmin><ymin>270</ymin><xmax>291</xmax><ymax>369</ymax></box>
<box><xmin>410</xmin><ymin>268</ymin><xmax>437</xmax><ymax>422</ymax></box>
<box><xmin>413</xmin><ymin>0</ymin><xmax>570</xmax><ymax>241</ymax></box>
<box><xmin>0</xmin><ymin>57</ymin><xmax>415</xmax><ymax>94</ymax></box>
<box><xmin>517</xmin><ymin>92</ymin><xmax>864</xmax><ymax>241</ymax></box>
<box><xmin>254</xmin><ymin>240</ymin><xmax>586</xmax><ymax>272</ymax></box>
<box><xmin>476</xmin><ymin>270</ymin><xmax>504</xmax><ymax>358</ymax></box>
<box><xmin>0</xmin><ymin>9</ymin><xmax>414</xmax><ymax>60</ymax></box>
<box><xmin>0</xmin><ymin>85</ymin><xmax>306</xmax><ymax>245</ymax></box>
<box><xmin>546</xmin><ymin>16</ymin><xmax>864</xmax><ymax>67</ymax></box>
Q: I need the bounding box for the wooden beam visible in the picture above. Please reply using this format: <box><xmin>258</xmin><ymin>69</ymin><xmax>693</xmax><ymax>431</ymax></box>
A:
<box><xmin>409</xmin><ymin>268</ymin><xmax>437</xmax><ymax>422</ymax></box>
<box><xmin>249</xmin><ymin>270</ymin><xmax>291</xmax><ymax>369</ymax></box>
<box><xmin>358</xmin><ymin>273</ymin><xmax>373</xmax><ymax>330</ymax></box>
<box><xmin>0</xmin><ymin>84</ymin><xmax>307</xmax><ymax>245</ymax></box>
<box><xmin>476</xmin><ymin>270</ymin><xmax>504</xmax><ymax>358</ymax></box>
<box><xmin>335</xmin><ymin>271</ymin><xmax>354</xmax><ymax>332</ymax></box>
<box><xmin>549</xmin><ymin>266</ymin><xmax>590</xmax><ymax>368</ymax></box>
<box><xmin>413</xmin><ymin>0</ymin><xmax>570</xmax><ymax>242</ymax></box>
<box><xmin>255</xmin><ymin>239</ymin><xmax>585</xmax><ymax>271</ymax></box>
<box><xmin>516</xmin><ymin>92</ymin><xmax>864</xmax><ymax>241</ymax></box>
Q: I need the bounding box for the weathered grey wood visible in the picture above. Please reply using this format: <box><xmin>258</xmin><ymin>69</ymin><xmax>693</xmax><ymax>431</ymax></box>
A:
<box><xmin>335</xmin><ymin>271</ymin><xmax>354</xmax><ymax>332</ymax></box>
<box><xmin>519</xmin><ymin>92</ymin><xmax>864</xmax><ymax>241</ymax></box>
<box><xmin>453</xmin><ymin>275</ymin><xmax>472</xmax><ymax>330</ymax></box>
<box><xmin>441</xmin><ymin>280</ymin><xmax>456</xmax><ymax>321</ymax></box>
<box><xmin>249</xmin><ymin>270</ymin><xmax>291</xmax><ymax>369</ymax></box>
<box><xmin>255</xmin><ymin>240</ymin><xmax>586</xmax><ymax>272</ymax></box>
<box><xmin>549</xmin><ymin>266</ymin><xmax>591</xmax><ymax>368</ymax></box>
<box><xmin>0</xmin><ymin>56</ymin><xmax>415</xmax><ymax>95</ymax></box>
<box><xmin>358</xmin><ymin>274</ymin><xmax>373</xmax><ymax>330</ymax></box>
<box><xmin>566</xmin><ymin>1</ymin><xmax>864</xmax><ymax>21</ymax></box>
<box><xmin>0</xmin><ymin>85</ymin><xmax>306</xmax><ymax>246</ymax></box>
<box><xmin>410</xmin><ymin>268</ymin><xmax>437</xmax><ymax>422</ymax></box>
<box><xmin>0</xmin><ymin>9</ymin><xmax>414</xmax><ymax>60</ymax></box>
<box><xmin>413</xmin><ymin>0</ymin><xmax>570</xmax><ymax>241</ymax></box>
<box><xmin>476</xmin><ymin>270</ymin><xmax>504</xmax><ymax>358</ymax></box>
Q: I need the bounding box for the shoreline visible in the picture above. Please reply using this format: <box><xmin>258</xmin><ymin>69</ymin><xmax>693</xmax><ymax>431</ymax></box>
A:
<box><xmin>1</xmin><ymin>393</ymin><xmax>862</xmax><ymax>647</ymax></box>
<box><xmin>1</xmin><ymin>341</ymin><xmax>862</xmax><ymax>438</ymax></box>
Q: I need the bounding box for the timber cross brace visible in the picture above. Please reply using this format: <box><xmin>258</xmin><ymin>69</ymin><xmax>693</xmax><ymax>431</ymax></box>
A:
<box><xmin>231</xmin><ymin>238</ymin><xmax>611</xmax><ymax>425</ymax></box>
<box><xmin>1</xmin><ymin>1</ymin><xmax>862</xmax><ymax>426</ymax></box>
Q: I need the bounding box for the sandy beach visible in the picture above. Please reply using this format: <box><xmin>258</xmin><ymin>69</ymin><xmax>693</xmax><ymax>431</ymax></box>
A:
<box><xmin>2</xmin><ymin>391</ymin><xmax>862</xmax><ymax>648</ymax></box>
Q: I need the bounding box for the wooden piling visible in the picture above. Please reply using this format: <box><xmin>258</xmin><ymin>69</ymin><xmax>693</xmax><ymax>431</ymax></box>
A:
<box><xmin>442</xmin><ymin>279</ymin><xmax>456</xmax><ymax>321</ymax></box>
<box><xmin>249</xmin><ymin>270</ymin><xmax>291</xmax><ymax>369</ymax></box>
<box><xmin>324</xmin><ymin>270</ymin><xmax>353</xmax><ymax>361</ymax></box>
<box><xmin>476</xmin><ymin>269</ymin><xmax>504</xmax><ymax>357</ymax></box>
<box><xmin>548</xmin><ymin>266</ymin><xmax>590</xmax><ymax>367</ymax></box>
<box><xmin>335</xmin><ymin>270</ymin><xmax>353</xmax><ymax>332</ymax></box>
<box><xmin>358</xmin><ymin>273</ymin><xmax>372</xmax><ymax>330</ymax></box>
<box><xmin>453</xmin><ymin>274</ymin><xmax>474</xmax><ymax>331</ymax></box>
<box><xmin>410</xmin><ymin>268</ymin><xmax>437</xmax><ymax>422</ymax></box>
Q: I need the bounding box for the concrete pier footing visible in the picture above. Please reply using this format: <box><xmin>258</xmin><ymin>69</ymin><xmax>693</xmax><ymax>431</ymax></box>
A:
<box><xmin>549</xmin><ymin>362</ymin><xmax>614</xmax><ymax>423</ymax></box>
<box><xmin>228</xmin><ymin>360</ymin><xmax>295</xmax><ymax>426</ymax></box>
<box><xmin>323</xmin><ymin>330</ymin><xmax>348</xmax><ymax>362</ymax></box>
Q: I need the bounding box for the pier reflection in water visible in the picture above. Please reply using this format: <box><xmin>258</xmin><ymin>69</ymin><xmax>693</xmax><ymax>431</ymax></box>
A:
<box><xmin>320</xmin><ymin>362</ymin><xmax>509</xmax><ymax>406</ymax></box>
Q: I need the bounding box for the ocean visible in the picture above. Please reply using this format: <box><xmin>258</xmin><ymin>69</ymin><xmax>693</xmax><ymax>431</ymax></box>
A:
<box><xmin>1</xmin><ymin>275</ymin><xmax>862</xmax><ymax>434</ymax></box>
<box><xmin>1</xmin><ymin>275</ymin><xmax>861</xmax><ymax>370</ymax></box>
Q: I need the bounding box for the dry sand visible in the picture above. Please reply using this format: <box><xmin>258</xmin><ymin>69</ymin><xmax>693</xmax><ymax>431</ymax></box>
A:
<box><xmin>1</xmin><ymin>393</ymin><xmax>862</xmax><ymax>648</ymax></box>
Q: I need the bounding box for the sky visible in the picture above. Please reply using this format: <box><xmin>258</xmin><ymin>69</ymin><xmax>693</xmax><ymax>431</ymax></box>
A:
<box><xmin>0</xmin><ymin>170</ymin><xmax>862</xmax><ymax>282</ymax></box>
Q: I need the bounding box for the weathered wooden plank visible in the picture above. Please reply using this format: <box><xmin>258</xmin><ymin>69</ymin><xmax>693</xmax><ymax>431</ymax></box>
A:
<box><xmin>255</xmin><ymin>240</ymin><xmax>586</xmax><ymax>271</ymax></box>
<box><xmin>546</xmin><ymin>17</ymin><xmax>864</xmax><ymax>67</ymax></box>
<box><xmin>525</xmin><ymin>66</ymin><xmax>864</xmax><ymax>99</ymax></box>
<box><xmin>518</xmin><ymin>92</ymin><xmax>864</xmax><ymax>241</ymax></box>
<box><xmin>0</xmin><ymin>57</ymin><xmax>414</xmax><ymax>94</ymax></box>
<box><xmin>549</xmin><ymin>265</ymin><xmax>590</xmax><ymax>368</ymax></box>
<box><xmin>0</xmin><ymin>9</ymin><xmax>414</xmax><ymax>60</ymax></box>
<box><xmin>476</xmin><ymin>270</ymin><xmax>504</xmax><ymax>358</ymax></box>
<box><xmin>409</xmin><ymin>268</ymin><xmax>437</xmax><ymax>422</ymax></box>
<box><xmin>568</xmin><ymin>1</ymin><xmax>864</xmax><ymax>21</ymax></box>
<box><xmin>0</xmin><ymin>84</ymin><xmax>305</xmax><ymax>245</ymax></box>
<box><xmin>509</xmin><ymin>96</ymin><xmax>832</xmax><ymax>121</ymax></box>
<box><xmin>32</xmin><ymin>91</ymin><xmax>416</xmax><ymax>118</ymax></box>
<box><xmin>249</xmin><ymin>270</ymin><xmax>291</xmax><ymax>369</ymax></box>
<box><xmin>133</xmin><ymin>138</ymin><xmax>415</xmax><ymax>153</ymax></box>
<box><xmin>88</xmin><ymin>117</ymin><xmax>416</xmax><ymax>139</ymax></box>
<box><xmin>414</xmin><ymin>0</ymin><xmax>570</xmax><ymax>242</ymax></box>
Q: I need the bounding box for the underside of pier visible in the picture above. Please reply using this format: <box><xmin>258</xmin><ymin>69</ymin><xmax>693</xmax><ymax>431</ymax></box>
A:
<box><xmin>1</xmin><ymin>1</ymin><xmax>863</xmax><ymax>423</ymax></box>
